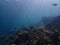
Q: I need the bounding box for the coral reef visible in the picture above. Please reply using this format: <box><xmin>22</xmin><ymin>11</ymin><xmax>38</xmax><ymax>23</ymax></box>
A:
<box><xmin>0</xmin><ymin>25</ymin><xmax>60</xmax><ymax>45</ymax></box>
<box><xmin>45</xmin><ymin>16</ymin><xmax>60</xmax><ymax>31</ymax></box>
<box><xmin>0</xmin><ymin>16</ymin><xmax>60</xmax><ymax>45</ymax></box>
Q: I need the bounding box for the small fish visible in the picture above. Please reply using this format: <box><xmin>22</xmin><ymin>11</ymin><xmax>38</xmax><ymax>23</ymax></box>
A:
<box><xmin>52</xmin><ymin>3</ymin><xmax>57</xmax><ymax>6</ymax></box>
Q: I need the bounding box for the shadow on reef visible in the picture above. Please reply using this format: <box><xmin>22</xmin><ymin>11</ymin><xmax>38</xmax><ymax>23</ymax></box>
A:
<box><xmin>0</xmin><ymin>16</ymin><xmax>60</xmax><ymax>45</ymax></box>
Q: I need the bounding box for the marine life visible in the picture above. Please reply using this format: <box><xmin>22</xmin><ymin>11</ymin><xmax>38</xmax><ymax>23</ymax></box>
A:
<box><xmin>52</xmin><ymin>3</ymin><xmax>58</xmax><ymax>6</ymax></box>
<box><xmin>0</xmin><ymin>0</ymin><xmax>60</xmax><ymax>45</ymax></box>
<box><xmin>0</xmin><ymin>20</ymin><xmax>60</xmax><ymax>45</ymax></box>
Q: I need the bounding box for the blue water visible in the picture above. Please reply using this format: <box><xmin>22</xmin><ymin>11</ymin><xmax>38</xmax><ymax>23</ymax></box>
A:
<box><xmin>0</xmin><ymin>0</ymin><xmax>60</xmax><ymax>34</ymax></box>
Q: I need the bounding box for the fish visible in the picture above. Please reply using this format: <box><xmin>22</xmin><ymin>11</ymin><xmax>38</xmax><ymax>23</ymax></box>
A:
<box><xmin>52</xmin><ymin>3</ymin><xmax>57</xmax><ymax>6</ymax></box>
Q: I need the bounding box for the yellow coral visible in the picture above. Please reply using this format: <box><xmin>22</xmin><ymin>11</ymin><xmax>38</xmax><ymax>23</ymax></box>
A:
<box><xmin>58</xmin><ymin>36</ymin><xmax>60</xmax><ymax>39</ymax></box>
<box><xmin>47</xmin><ymin>44</ymin><xmax>52</xmax><ymax>45</ymax></box>
<box><xmin>12</xmin><ymin>44</ymin><xmax>16</xmax><ymax>45</ymax></box>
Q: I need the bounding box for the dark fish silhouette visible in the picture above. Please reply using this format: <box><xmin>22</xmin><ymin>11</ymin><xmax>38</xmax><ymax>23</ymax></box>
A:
<box><xmin>52</xmin><ymin>3</ymin><xmax>57</xmax><ymax>6</ymax></box>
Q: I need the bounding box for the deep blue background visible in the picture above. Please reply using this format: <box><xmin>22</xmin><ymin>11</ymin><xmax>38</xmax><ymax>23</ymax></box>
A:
<box><xmin>0</xmin><ymin>0</ymin><xmax>60</xmax><ymax>34</ymax></box>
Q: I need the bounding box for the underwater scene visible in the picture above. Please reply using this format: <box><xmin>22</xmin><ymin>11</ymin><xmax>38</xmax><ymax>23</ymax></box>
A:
<box><xmin>0</xmin><ymin>0</ymin><xmax>60</xmax><ymax>45</ymax></box>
